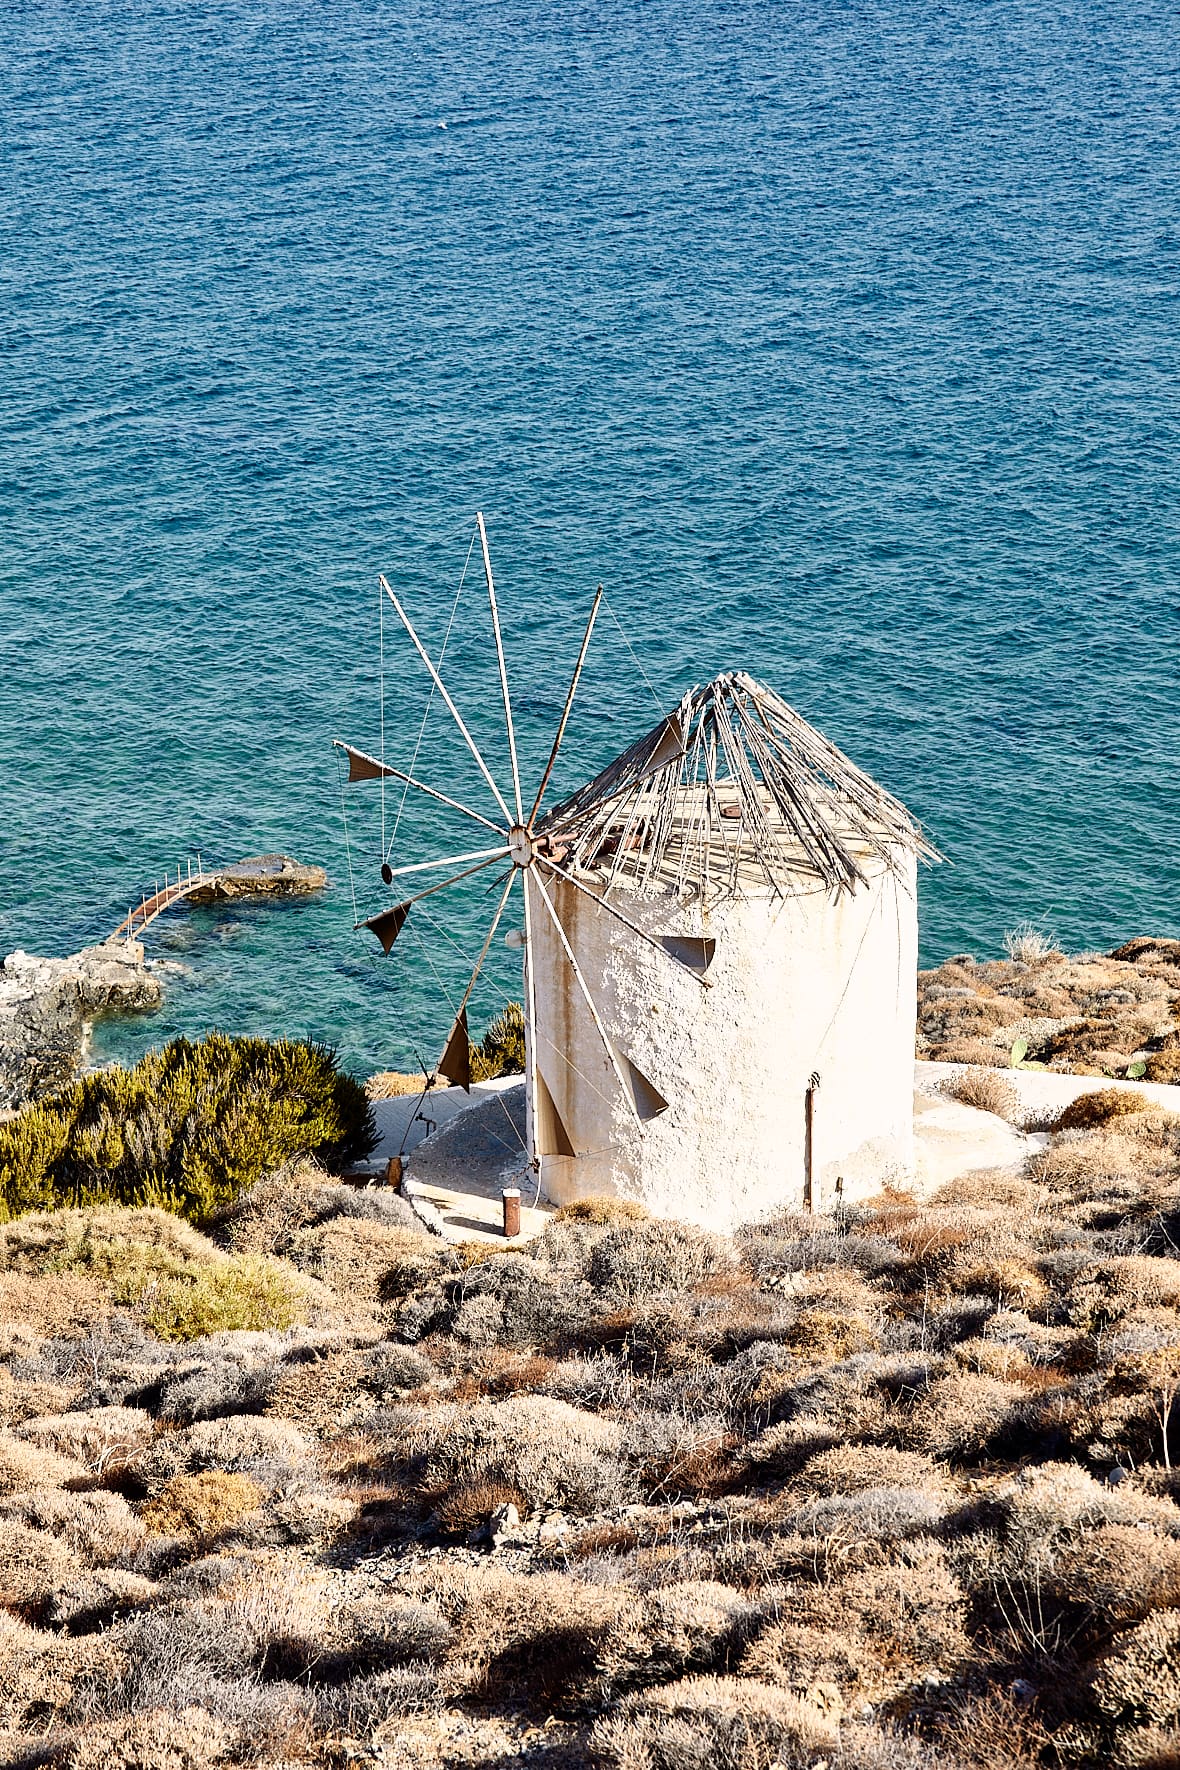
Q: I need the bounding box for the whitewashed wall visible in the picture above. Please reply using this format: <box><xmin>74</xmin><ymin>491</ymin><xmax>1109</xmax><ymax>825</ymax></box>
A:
<box><xmin>526</xmin><ymin>853</ymin><xmax>917</xmax><ymax>1231</ymax></box>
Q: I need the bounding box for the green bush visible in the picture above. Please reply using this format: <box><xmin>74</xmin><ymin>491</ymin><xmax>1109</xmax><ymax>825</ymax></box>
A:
<box><xmin>0</xmin><ymin>1034</ymin><xmax>376</xmax><ymax>1226</ymax></box>
<box><xmin>470</xmin><ymin>1002</ymin><xmax>525</xmax><ymax>1082</ymax></box>
<box><xmin>142</xmin><ymin>1255</ymin><xmax>307</xmax><ymax>1341</ymax></box>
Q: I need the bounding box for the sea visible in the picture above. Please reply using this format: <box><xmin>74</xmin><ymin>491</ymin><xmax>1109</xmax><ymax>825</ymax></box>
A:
<box><xmin>1</xmin><ymin>0</ymin><xmax>1178</xmax><ymax>1081</ymax></box>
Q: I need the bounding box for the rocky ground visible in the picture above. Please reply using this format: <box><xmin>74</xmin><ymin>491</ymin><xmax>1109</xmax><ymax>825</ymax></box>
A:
<box><xmin>918</xmin><ymin>937</ymin><xmax>1180</xmax><ymax>1082</ymax></box>
<box><xmin>1</xmin><ymin>1075</ymin><xmax>1180</xmax><ymax>1770</ymax></box>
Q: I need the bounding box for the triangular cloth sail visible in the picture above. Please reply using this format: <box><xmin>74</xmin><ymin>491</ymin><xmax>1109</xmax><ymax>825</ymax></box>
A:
<box><xmin>534</xmin><ymin>1067</ymin><xmax>576</xmax><ymax>1158</ymax></box>
<box><xmin>438</xmin><ymin>1010</ymin><xmax>471</xmax><ymax>1092</ymax></box>
<box><xmin>341</xmin><ymin>743</ymin><xmax>395</xmax><ymax>783</ymax></box>
<box><xmin>363</xmin><ymin>902</ymin><xmax>410</xmax><ymax>954</ymax></box>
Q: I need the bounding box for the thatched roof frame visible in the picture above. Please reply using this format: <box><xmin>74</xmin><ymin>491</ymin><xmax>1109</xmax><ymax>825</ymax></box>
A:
<box><xmin>537</xmin><ymin>671</ymin><xmax>939</xmax><ymax>899</ymax></box>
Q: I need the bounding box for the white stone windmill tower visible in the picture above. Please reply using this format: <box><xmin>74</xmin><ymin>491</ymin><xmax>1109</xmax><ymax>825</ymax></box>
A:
<box><xmin>336</xmin><ymin>517</ymin><xmax>937</xmax><ymax>1232</ymax></box>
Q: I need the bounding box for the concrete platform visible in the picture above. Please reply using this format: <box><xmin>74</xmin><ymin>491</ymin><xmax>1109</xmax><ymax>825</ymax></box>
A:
<box><xmin>916</xmin><ymin>1059</ymin><xmax>1180</xmax><ymax>1124</ymax></box>
<box><xmin>400</xmin><ymin>1081</ymin><xmax>554</xmax><ymax>1245</ymax></box>
<box><xmin>378</xmin><ymin>1061</ymin><xmax>1180</xmax><ymax>1247</ymax></box>
<box><xmin>911</xmin><ymin>1087</ymin><xmax>1037</xmax><ymax>1196</ymax></box>
<box><xmin>908</xmin><ymin>1059</ymin><xmax>1180</xmax><ymax>1200</ymax></box>
<box><xmin>369</xmin><ymin>1073</ymin><xmax>526</xmax><ymax>1166</ymax></box>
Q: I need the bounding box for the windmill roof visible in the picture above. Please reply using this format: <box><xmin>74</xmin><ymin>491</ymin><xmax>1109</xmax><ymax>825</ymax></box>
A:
<box><xmin>537</xmin><ymin>671</ymin><xmax>938</xmax><ymax>899</ymax></box>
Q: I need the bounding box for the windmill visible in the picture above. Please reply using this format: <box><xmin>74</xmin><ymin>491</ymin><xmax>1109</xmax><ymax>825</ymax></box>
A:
<box><xmin>336</xmin><ymin>516</ymin><xmax>937</xmax><ymax>1225</ymax></box>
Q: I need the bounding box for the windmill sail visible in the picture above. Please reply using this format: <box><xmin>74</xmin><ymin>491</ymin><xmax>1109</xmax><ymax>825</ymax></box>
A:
<box><xmin>363</xmin><ymin>902</ymin><xmax>410</xmax><ymax>953</ymax></box>
<box><xmin>533</xmin><ymin>1066</ymin><xmax>576</xmax><ymax>1158</ymax></box>
<box><xmin>438</xmin><ymin>1009</ymin><xmax>472</xmax><ymax>1091</ymax></box>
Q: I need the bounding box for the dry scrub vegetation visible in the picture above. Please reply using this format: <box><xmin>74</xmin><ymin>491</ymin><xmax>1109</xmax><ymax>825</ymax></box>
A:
<box><xmin>919</xmin><ymin>936</ymin><xmax>1180</xmax><ymax>1080</ymax></box>
<box><xmin>0</xmin><ymin>1108</ymin><xmax>1179</xmax><ymax>1768</ymax></box>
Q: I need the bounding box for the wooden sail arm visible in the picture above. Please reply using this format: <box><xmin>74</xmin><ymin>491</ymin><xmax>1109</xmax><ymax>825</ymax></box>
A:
<box><xmin>528</xmin><ymin>585</ymin><xmax>603</xmax><ymax>828</ymax></box>
<box><xmin>477</xmin><ymin>512</ymin><xmax>525</xmax><ymax>826</ymax></box>
<box><xmin>535</xmin><ymin>856</ymin><xmax>712</xmax><ymax>988</ymax></box>
<box><xmin>380</xmin><ymin>574</ymin><xmax>514</xmax><ymax>826</ymax></box>
<box><xmin>530</xmin><ymin>868</ymin><xmax>642</xmax><ymax>1130</ymax></box>
<box><xmin>332</xmin><ymin>740</ymin><xmax>505</xmax><ymax>836</ymax></box>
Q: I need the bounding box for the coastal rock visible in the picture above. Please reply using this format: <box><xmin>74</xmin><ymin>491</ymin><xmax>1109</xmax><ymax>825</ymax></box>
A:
<box><xmin>0</xmin><ymin>942</ymin><xmax>160</xmax><ymax>1113</ymax></box>
<box><xmin>70</xmin><ymin>943</ymin><xmax>162</xmax><ymax>1014</ymax></box>
<box><xmin>186</xmin><ymin>853</ymin><xmax>326</xmax><ymax>903</ymax></box>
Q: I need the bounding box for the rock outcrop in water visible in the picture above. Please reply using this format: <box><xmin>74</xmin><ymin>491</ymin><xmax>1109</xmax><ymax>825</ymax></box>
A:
<box><xmin>0</xmin><ymin>942</ymin><xmax>161</xmax><ymax>1112</ymax></box>
<box><xmin>185</xmin><ymin>853</ymin><xmax>327</xmax><ymax>904</ymax></box>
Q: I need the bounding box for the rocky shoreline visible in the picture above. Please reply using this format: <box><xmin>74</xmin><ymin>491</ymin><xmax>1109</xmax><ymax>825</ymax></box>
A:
<box><xmin>0</xmin><ymin>854</ymin><xmax>326</xmax><ymax>1112</ymax></box>
<box><xmin>0</xmin><ymin>942</ymin><xmax>161</xmax><ymax>1112</ymax></box>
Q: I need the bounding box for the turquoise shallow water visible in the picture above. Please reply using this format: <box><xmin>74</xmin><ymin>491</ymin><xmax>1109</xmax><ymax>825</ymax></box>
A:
<box><xmin>1</xmin><ymin>0</ymin><xmax>1178</xmax><ymax>1080</ymax></box>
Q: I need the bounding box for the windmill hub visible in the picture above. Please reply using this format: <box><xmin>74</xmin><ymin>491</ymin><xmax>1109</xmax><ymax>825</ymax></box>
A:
<box><xmin>507</xmin><ymin>825</ymin><xmax>535</xmax><ymax>869</ymax></box>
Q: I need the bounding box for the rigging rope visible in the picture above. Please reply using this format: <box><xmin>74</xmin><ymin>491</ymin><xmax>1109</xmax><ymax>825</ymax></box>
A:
<box><xmin>334</xmin><ymin>746</ymin><xmax>360</xmax><ymax>930</ymax></box>
<box><xmin>405</xmin><ymin>905</ymin><xmax>530</xmax><ymax>1161</ymax></box>
<box><xmin>379</xmin><ymin>575</ymin><xmax>385</xmax><ymax>860</ymax></box>
<box><xmin>604</xmin><ymin>593</ymin><xmax>666</xmax><ymax>720</ymax></box>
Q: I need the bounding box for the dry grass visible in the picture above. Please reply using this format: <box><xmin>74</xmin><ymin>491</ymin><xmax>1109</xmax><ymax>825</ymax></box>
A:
<box><xmin>919</xmin><ymin>940</ymin><xmax>1180</xmax><ymax>1075</ymax></box>
<box><xmin>64</xmin><ymin>1706</ymin><xmax>239</xmax><ymax>1770</ymax></box>
<box><xmin>0</xmin><ymin>1430</ymin><xmax>87</xmax><ymax>1496</ymax></box>
<box><xmin>593</xmin><ymin>1675</ymin><xmax>839</xmax><ymax>1770</ymax></box>
<box><xmin>1048</xmin><ymin>1525</ymin><xmax>1180</xmax><ymax>1627</ymax></box>
<box><xmin>0</xmin><ymin>1518</ymin><xmax>79</xmax><ymax>1614</ymax></box>
<box><xmin>1092</xmin><ymin>1608</ymin><xmax>1180</xmax><ymax>1729</ymax></box>
<box><xmin>1004</xmin><ymin>923</ymin><xmax>1062</xmax><ymax>965</ymax></box>
<box><xmin>589</xmin><ymin>1219</ymin><xmax>738</xmax><ymax>1297</ymax></box>
<box><xmin>935</xmin><ymin>1038</ymin><xmax>1009</xmax><ymax>1067</ymax></box>
<box><xmin>17</xmin><ymin>1406</ymin><xmax>154</xmax><ymax>1472</ymax></box>
<box><xmin>941</xmin><ymin>1069</ymin><xmax>1021</xmax><ymax>1121</ymax></box>
<box><xmin>432</xmin><ymin>1479</ymin><xmax>530</xmax><ymax>1539</ymax></box>
<box><xmin>0</xmin><ymin>1487</ymin><xmax>145</xmax><ymax>1564</ymax></box>
<box><xmin>785</xmin><ymin>1309</ymin><xmax>878</xmax><ymax>1361</ymax></box>
<box><xmin>0</xmin><ymin>1367</ymin><xmax>75</xmax><ymax>1430</ymax></box>
<box><xmin>281</xmin><ymin>1216</ymin><xmax>433</xmax><ymax>1304</ymax></box>
<box><xmin>0</xmin><ymin>1204</ymin><xmax>220</xmax><ymax>1274</ymax></box>
<box><xmin>141</xmin><ymin>1472</ymin><xmax>266</xmax><ymax>1539</ymax></box>
<box><xmin>366</xmin><ymin>1069</ymin><xmax>431</xmax><ymax>1099</ymax></box>
<box><xmin>135</xmin><ymin>1413</ymin><xmax>313</xmax><ymax>1495</ymax></box>
<box><xmin>406</xmin><ymin>1394</ymin><xmax>628</xmax><ymax>1514</ymax></box>
<box><xmin>143</xmin><ymin>1256</ymin><xmax>308</xmax><ymax>1341</ymax></box>
<box><xmin>1146</xmin><ymin>1042</ymin><xmax>1180</xmax><ymax>1084</ymax></box>
<box><xmin>0</xmin><ymin>1206</ymin><xmax>311</xmax><ymax>1344</ymax></box>
<box><xmin>795</xmin><ymin>1444</ymin><xmax>951</xmax><ymax>1496</ymax></box>
<box><xmin>1054</xmin><ymin>1087</ymin><xmax>1155</xmax><ymax>1132</ymax></box>
<box><xmin>0</xmin><ymin>1270</ymin><xmax>111</xmax><ymax>1338</ymax></box>
<box><xmin>555</xmin><ymin>1195</ymin><xmax>651</xmax><ymax>1225</ymax></box>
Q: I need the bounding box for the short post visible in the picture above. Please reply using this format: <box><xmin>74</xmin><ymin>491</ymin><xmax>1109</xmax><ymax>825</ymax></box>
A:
<box><xmin>501</xmin><ymin>1187</ymin><xmax>521</xmax><ymax>1239</ymax></box>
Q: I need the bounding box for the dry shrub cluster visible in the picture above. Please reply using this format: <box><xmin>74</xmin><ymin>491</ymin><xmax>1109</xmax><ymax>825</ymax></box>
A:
<box><xmin>919</xmin><ymin>938</ymin><xmax>1180</xmax><ymax>1076</ymax></box>
<box><xmin>942</xmin><ymin>1070</ymin><xmax>1022</xmax><ymax>1122</ymax></box>
<box><xmin>140</xmin><ymin>1473</ymin><xmax>266</xmax><ymax>1541</ymax></box>
<box><xmin>0</xmin><ymin>1068</ymin><xmax>1179</xmax><ymax>1768</ymax></box>
<box><xmin>0</xmin><ymin>1206</ymin><xmax>312</xmax><ymax>1343</ymax></box>
<box><xmin>1054</xmin><ymin>1089</ymin><xmax>1155</xmax><ymax>1134</ymax></box>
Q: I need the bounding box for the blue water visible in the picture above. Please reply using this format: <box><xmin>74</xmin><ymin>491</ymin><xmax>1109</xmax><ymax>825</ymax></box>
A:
<box><xmin>2</xmin><ymin>0</ymin><xmax>1178</xmax><ymax>1080</ymax></box>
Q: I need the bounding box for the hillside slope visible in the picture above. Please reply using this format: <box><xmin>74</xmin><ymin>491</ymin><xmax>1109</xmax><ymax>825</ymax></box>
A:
<box><xmin>0</xmin><ymin>1068</ymin><xmax>1179</xmax><ymax>1766</ymax></box>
